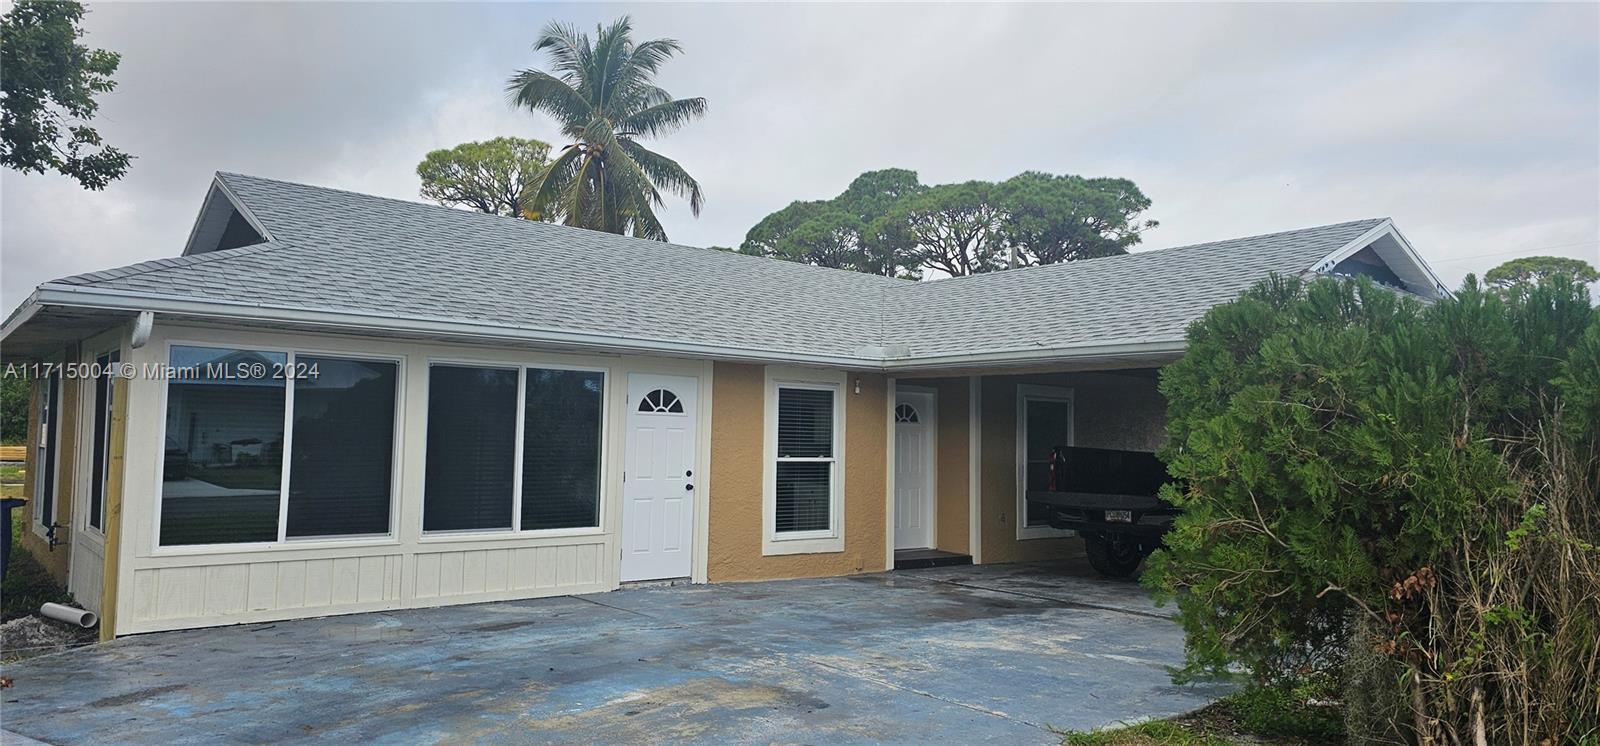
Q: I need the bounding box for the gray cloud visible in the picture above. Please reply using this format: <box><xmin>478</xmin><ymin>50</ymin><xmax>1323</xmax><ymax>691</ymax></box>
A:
<box><xmin>3</xmin><ymin>2</ymin><xmax>1596</xmax><ymax>309</ymax></box>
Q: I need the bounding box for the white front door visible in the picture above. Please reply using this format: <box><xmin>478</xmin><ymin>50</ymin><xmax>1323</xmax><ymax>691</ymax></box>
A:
<box><xmin>894</xmin><ymin>389</ymin><xmax>936</xmax><ymax>550</ymax></box>
<box><xmin>621</xmin><ymin>374</ymin><xmax>698</xmax><ymax>582</ymax></box>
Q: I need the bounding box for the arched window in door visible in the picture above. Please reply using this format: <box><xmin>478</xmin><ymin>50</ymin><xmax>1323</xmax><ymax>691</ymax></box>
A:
<box><xmin>638</xmin><ymin>388</ymin><xmax>684</xmax><ymax>414</ymax></box>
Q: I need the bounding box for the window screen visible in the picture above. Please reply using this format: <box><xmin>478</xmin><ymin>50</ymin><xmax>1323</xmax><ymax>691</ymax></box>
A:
<box><xmin>287</xmin><ymin>357</ymin><xmax>398</xmax><ymax>538</ymax></box>
<box><xmin>159</xmin><ymin>346</ymin><xmax>286</xmax><ymax>546</ymax></box>
<box><xmin>424</xmin><ymin>365</ymin><xmax>518</xmax><ymax>531</ymax></box>
<box><xmin>521</xmin><ymin>369</ymin><xmax>604</xmax><ymax>530</ymax></box>
<box><xmin>1024</xmin><ymin>397</ymin><xmax>1073</xmax><ymax>526</ymax></box>
<box><xmin>774</xmin><ymin>386</ymin><xmax>836</xmax><ymax>534</ymax></box>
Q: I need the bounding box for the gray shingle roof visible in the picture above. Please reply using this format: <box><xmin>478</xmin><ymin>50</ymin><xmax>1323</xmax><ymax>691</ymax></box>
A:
<box><xmin>889</xmin><ymin>218</ymin><xmax>1386</xmax><ymax>360</ymax></box>
<box><xmin>47</xmin><ymin>172</ymin><xmax>1386</xmax><ymax>366</ymax></box>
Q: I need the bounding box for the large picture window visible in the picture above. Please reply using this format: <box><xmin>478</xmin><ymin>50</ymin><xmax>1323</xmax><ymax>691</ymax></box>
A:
<box><xmin>159</xmin><ymin>345</ymin><xmax>399</xmax><ymax>546</ymax></box>
<box><xmin>287</xmin><ymin>357</ymin><xmax>399</xmax><ymax>538</ymax></box>
<box><xmin>423</xmin><ymin>363</ymin><xmax>605</xmax><ymax>534</ymax></box>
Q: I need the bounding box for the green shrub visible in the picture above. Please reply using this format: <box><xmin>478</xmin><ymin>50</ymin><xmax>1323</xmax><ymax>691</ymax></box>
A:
<box><xmin>1148</xmin><ymin>274</ymin><xmax>1600</xmax><ymax>744</ymax></box>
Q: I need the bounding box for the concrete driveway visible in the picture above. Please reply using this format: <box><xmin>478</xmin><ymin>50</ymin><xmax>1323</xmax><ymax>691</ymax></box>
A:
<box><xmin>0</xmin><ymin>558</ymin><xmax>1229</xmax><ymax>744</ymax></box>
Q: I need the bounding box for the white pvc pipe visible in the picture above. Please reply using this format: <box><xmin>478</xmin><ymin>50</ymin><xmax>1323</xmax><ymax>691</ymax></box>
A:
<box><xmin>40</xmin><ymin>602</ymin><xmax>97</xmax><ymax>629</ymax></box>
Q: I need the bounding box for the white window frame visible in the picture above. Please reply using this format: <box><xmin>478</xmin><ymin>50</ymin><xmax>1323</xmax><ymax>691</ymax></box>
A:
<box><xmin>151</xmin><ymin>341</ymin><xmax>407</xmax><ymax>552</ymax></box>
<box><xmin>763</xmin><ymin>366</ymin><xmax>846</xmax><ymax>556</ymax></box>
<box><xmin>419</xmin><ymin>357</ymin><xmax>609</xmax><ymax>540</ymax></box>
<box><xmin>1015</xmin><ymin>383</ymin><xmax>1076</xmax><ymax>540</ymax></box>
<box><xmin>80</xmin><ymin>346</ymin><xmax>121</xmax><ymax>538</ymax></box>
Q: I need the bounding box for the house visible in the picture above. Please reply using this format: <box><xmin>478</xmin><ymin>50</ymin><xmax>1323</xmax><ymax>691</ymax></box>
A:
<box><xmin>0</xmin><ymin>173</ymin><xmax>1448</xmax><ymax>639</ymax></box>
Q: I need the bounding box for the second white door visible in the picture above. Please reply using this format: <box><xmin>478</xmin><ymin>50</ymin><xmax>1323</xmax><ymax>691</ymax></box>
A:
<box><xmin>621</xmin><ymin>374</ymin><xmax>698</xmax><ymax>582</ymax></box>
<box><xmin>894</xmin><ymin>389</ymin><xmax>936</xmax><ymax>550</ymax></box>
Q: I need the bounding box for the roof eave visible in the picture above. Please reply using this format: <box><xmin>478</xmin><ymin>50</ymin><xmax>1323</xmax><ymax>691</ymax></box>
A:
<box><xmin>26</xmin><ymin>284</ymin><xmax>888</xmax><ymax>370</ymax></box>
<box><xmin>18</xmin><ymin>284</ymin><xmax>1193</xmax><ymax>372</ymax></box>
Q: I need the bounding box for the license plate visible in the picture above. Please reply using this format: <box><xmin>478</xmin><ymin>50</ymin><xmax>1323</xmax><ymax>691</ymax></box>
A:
<box><xmin>1105</xmin><ymin>510</ymin><xmax>1133</xmax><ymax>523</ymax></box>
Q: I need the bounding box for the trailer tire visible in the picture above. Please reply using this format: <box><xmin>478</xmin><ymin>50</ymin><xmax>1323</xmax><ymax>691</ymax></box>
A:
<box><xmin>1083</xmin><ymin>532</ymin><xmax>1146</xmax><ymax>579</ymax></box>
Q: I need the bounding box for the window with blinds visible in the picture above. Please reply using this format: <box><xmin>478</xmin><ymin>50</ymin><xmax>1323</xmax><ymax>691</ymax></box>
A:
<box><xmin>775</xmin><ymin>386</ymin><xmax>836</xmax><ymax>534</ymax></box>
<box><xmin>424</xmin><ymin>365</ymin><xmax>518</xmax><ymax>531</ymax></box>
<box><xmin>288</xmin><ymin>357</ymin><xmax>399</xmax><ymax>537</ymax></box>
<box><xmin>521</xmin><ymin>369</ymin><xmax>603</xmax><ymax>530</ymax></box>
<box><xmin>423</xmin><ymin>364</ymin><xmax>605</xmax><ymax>534</ymax></box>
<box><xmin>158</xmin><ymin>345</ymin><xmax>402</xmax><ymax>546</ymax></box>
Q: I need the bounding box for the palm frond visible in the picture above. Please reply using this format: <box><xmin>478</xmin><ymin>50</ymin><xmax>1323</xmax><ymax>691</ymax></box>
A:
<box><xmin>506</xmin><ymin>69</ymin><xmax>594</xmax><ymax>132</ymax></box>
<box><xmin>532</xmin><ymin>21</ymin><xmax>587</xmax><ymax>80</ymax></box>
<box><xmin>522</xmin><ymin>143</ymin><xmax>584</xmax><ymax>222</ymax></box>
<box><xmin>618</xmin><ymin>139</ymin><xmax>703</xmax><ymax>215</ymax></box>
<box><xmin>617</xmin><ymin>97</ymin><xmax>707</xmax><ymax>139</ymax></box>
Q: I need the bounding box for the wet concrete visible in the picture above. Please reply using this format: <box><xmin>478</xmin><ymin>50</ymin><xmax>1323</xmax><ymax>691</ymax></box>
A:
<box><xmin>0</xmin><ymin>557</ymin><xmax>1230</xmax><ymax>744</ymax></box>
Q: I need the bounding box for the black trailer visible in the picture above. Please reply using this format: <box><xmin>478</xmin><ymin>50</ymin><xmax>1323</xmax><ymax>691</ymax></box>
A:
<box><xmin>1025</xmin><ymin>445</ymin><xmax>1177</xmax><ymax>578</ymax></box>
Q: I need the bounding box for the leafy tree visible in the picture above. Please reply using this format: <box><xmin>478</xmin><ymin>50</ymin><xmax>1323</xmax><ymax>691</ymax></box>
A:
<box><xmin>740</xmin><ymin>168</ymin><xmax>1157</xmax><ymax>277</ymax></box>
<box><xmin>994</xmin><ymin>171</ymin><xmax>1156</xmax><ymax>266</ymax></box>
<box><xmin>507</xmin><ymin>17</ymin><xmax>705</xmax><ymax>240</ymax></box>
<box><xmin>0</xmin><ymin>377</ymin><xmax>28</xmax><ymax>445</ymax></box>
<box><xmin>1149</xmin><ymin>273</ymin><xmax>1599</xmax><ymax>744</ymax></box>
<box><xmin>1483</xmin><ymin>254</ymin><xmax>1599</xmax><ymax>289</ymax></box>
<box><xmin>741</xmin><ymin>169</ymin><xmax>923</xmax><ymax>276</ymax></box>
<box><xmin>881</xmin><ymin>181</ymin><xmax>1008</xmax><ymax>277</ymax></box>
<box><xmin>417</xmin><ymin>137</ymin><xmax>551</xmax><ymax>218</ymax></box>
<box><xmin>0</xmin><ymin>0</ymin><xmax>130</xmax><ymax>190</ymax></box>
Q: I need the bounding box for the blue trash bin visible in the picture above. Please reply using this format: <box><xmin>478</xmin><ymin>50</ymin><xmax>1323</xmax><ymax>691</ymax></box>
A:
<box><xmin>1</xmin><ymin>497</ymin><xmax>27</xmax><ymax>582</ymax></box>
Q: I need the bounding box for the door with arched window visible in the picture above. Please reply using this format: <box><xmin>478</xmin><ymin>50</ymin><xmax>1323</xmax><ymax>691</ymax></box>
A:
<box><xmin>621</xmin><ymin>374</ymin><xmax>698</xmax><ymax>581</ymax></box>
<box><xmin>894</xmin><ymin>389</ymin><xmax>936</xmax><ymax>550</ymax></box>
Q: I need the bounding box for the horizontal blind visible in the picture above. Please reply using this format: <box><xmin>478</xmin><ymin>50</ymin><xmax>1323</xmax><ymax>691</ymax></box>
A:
<box><xmin>775</xmin><ymin>461</ymin><xmax>832</xmax><ymax>533</ymax></box>
<box><xmin>777</xmin><ymin>388</ymin><xmax>833</xmax><ymax>458</ymax></box>
<box><xmin>287</xmin><ymin>357</ymin><xmax>397</xmax><ymax>538</ymax></box>
<box><xmin>521</xmin><ymin>369</ymin><xmax>604</xmax><ymax>530</ymax></box>
<box><xmin>423</xmin><ymin>365</ymin><xmax>517</xmax><ymax>531</ymax></box>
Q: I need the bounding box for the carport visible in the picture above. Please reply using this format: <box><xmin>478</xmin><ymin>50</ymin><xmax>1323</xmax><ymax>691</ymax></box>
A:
<box><xmin>0</xmin><ymin>559</ymin><xmax>1227</xmax><ymax>744</ymax></box>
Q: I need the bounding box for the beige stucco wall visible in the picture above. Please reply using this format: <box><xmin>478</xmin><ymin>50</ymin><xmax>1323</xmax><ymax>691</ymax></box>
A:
<box><xmin>931</xmin><ymin>378</ymin><xmax>969</xmax><ymax>554</ymax></box>
<box><xmin>979</xmin><ymin>370</ymin><xmax>1166</xmax><ymax>564</ymax></box>
<box><xmin>707</xmin><ymin>362</ymin><xmax>888</xmax><ymax>581</ymax></box>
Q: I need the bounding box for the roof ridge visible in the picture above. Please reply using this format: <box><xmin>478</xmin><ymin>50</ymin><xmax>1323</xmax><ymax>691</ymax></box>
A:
<box><xmin>215</xmin><ymin>171</ymin><xmax>912</xmax><ymax>286</ymax></box>
<box><xmin>51</xmin><ymin>239</ymin><xmax>292</xmax><ymax>287</ymax></box>
<box><xmin>906</xmin><ymin>217</ymin><xmax>1389</xmax><ymax>288</ymax></box>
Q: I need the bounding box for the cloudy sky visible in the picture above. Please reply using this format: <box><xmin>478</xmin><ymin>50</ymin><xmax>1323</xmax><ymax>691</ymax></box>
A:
<box><xmin>2</xmin><ymin>2</ymin><xmax>1597</xmax><ymax>308</ymax></box>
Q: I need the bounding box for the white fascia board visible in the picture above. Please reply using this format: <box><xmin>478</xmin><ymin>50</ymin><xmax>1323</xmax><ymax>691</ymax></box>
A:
<box><xmin>879</xmin><ymin>338</ymin><xmax>1187</xmax><ymax>371</ymax></box>
<box><xmin>180</xmin><ymin>176</ymin><xmax>275</xmax><ymax>257</ymax></box>
<box><xmin>0</xmin><ymin>294</ymin><xmax>42</xmax><ymax>343</ymax></box>
<box><xmin>1310</xmin><ymin>219</ymin><xmax>1452</xmax><ymax>299</ymax></box>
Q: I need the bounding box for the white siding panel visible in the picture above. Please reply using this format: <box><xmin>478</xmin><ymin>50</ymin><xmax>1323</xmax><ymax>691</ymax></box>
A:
<box><xmin>128</xmin><ymin>554</ymin><xmax>407</xmax><ymax>630</ymax></box>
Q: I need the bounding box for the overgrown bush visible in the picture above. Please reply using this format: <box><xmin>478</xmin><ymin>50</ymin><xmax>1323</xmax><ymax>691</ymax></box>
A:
<box><xmin>1147</xmin><ymin>274</ymin><xmax>1600</xmax><ymax>744</ymax></box>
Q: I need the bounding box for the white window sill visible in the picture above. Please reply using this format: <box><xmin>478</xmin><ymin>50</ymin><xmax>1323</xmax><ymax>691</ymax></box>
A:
<box><xmin>418</xmin><ymin>527</ymin><xmax>605</xmax><ymax>544</ymax></box>
<box><xmin>763</xmin><ymin>534</ymin><xmax>844</xmax><ymax>556</ymax></box>
<box><xmin>151</xmin><ymin>535</ymin><xmax>401</xmax><ymax>557</ymax></box>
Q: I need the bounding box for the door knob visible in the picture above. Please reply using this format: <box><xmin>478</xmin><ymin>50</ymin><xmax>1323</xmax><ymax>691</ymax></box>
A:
<box><xmin>684</xmin><ymin>484</ymin><xmax>694</xmax><ymax>491</ymax></box>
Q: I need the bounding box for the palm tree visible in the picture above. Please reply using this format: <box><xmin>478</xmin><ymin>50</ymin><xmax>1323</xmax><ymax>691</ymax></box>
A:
<box><xmin>507</xmin><ymin>17</ymin><xmax>706</xmax><ymax>240</ymax></box>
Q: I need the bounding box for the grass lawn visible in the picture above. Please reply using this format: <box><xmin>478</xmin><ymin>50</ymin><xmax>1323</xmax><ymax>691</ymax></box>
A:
<box><xmin>0</xmin><ymin>464</ymin><xmax>23</xmax><ymax>498</ymax></box>
<box><xmin>1061</xmin><ymin>686</ymin><xmax>1344</xmax><ymax>746</ymax></box>
<box><xmin>4</xmin><ymin>510</ymin><xmax>75</xmax><ymax>623</ymax></box>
